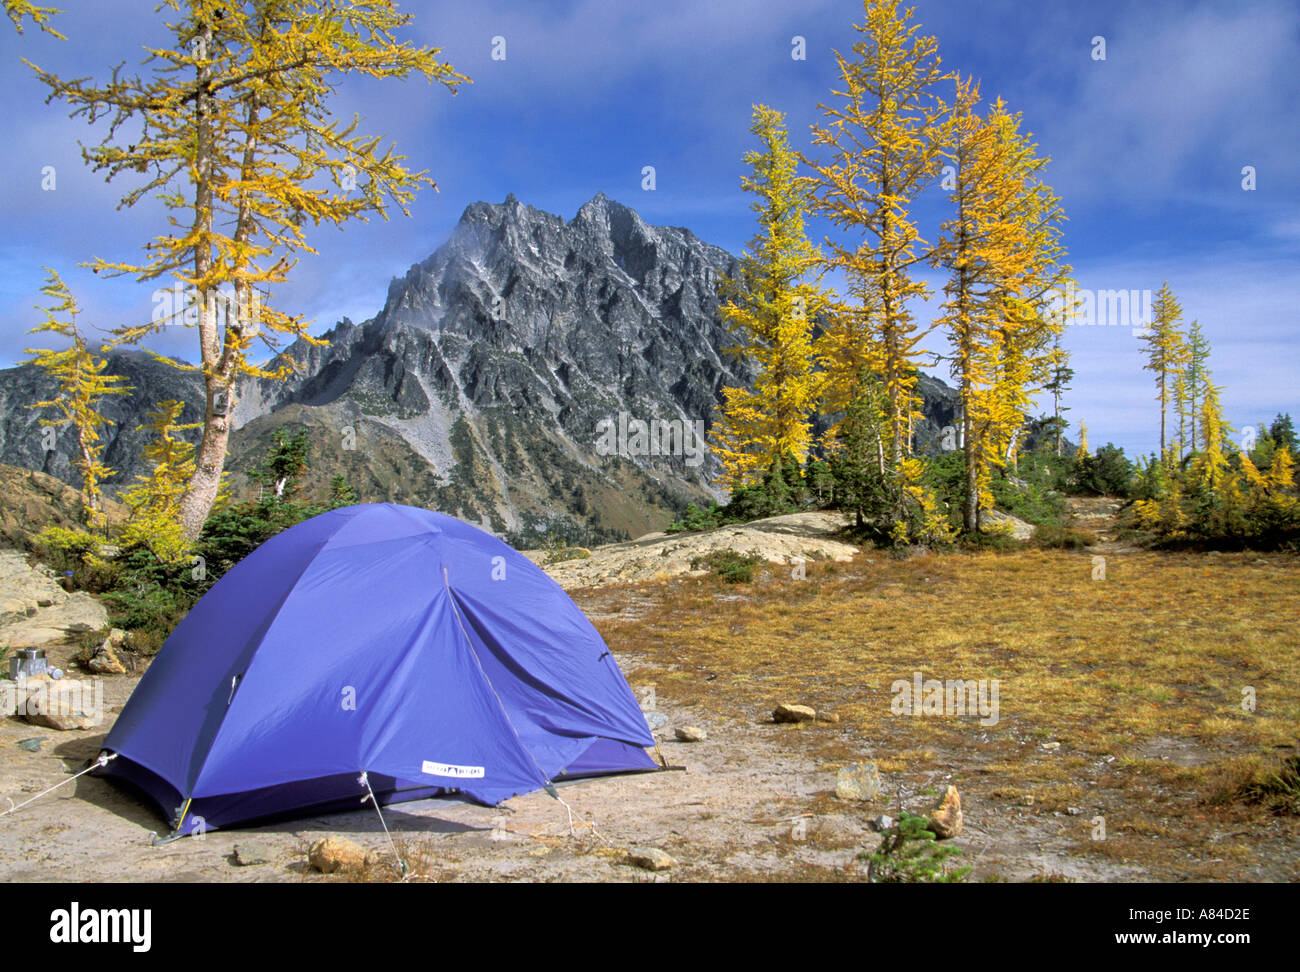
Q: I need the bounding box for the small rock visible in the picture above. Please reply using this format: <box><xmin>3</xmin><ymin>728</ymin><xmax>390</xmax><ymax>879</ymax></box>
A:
<box><xmin>674</xmin><ymin>726</ymin><xmax>706</xmax><ymax>742</ymax></box>
<box><xmin>834</xmin><ymin>762</ymin><xmax>882</xmax><ymax>801</ymax></box>
<box><xmin>22</xmin><ymin>678</ymin><xmax>100</xmax><ymax>730</ymax></box>
<box><xmin>1040</xmin><ymin>741</ymin><xmax>1061</xmax><ymax>752</ymax></box>
<box><xmin>928</xmin><ymin>785</ymin><xmax>963</xmax><ymax>839</ymax></box>
<box><xmin>1020</xmin><ymin>794</ymin><xmax>1035</xmax><ymax>806</ymax></box>
<box><xmin>643</xmin><ymin>712</ymin><xmax>668</xmax><ymax>731</ymax></box>
<box><xmin>87</xmin><ymin>641</ymin><xmax>126</xmax><ymax>675</ymax></box>
<box><xmin>17</xmin><ymin>737</ymin><xmax>45</xmax><ymax>752</ymax></box>
<box><xmin>308</xmin><ymin>836</ymin><xmax>368</xmax><ymax>874</ymax></box>
<box><xmin>773</xmin><ymin>703</ymin><xmax>816</xmax><ymax>724</ymax></box>
<box><xmin>869</xmin><ymin>813</ymin><xmax>894</xmax><ymax>833</ymax></box>
<box><xmin>233</xmin><ymin>842</ymin><xmax>273</xmax><ymax>866</ymax></box>
<box><xmin>815</xmin><ymin>711</ymin><xmax>841</xmax><ymax>724</ymax></box>
<box><xmin>1066</xmin><ymin>807</ymin><xmax>1082</xmax><ymax>816</ymax></box>
<box><xmin>626</xmin><ymin>847</ymin><xmax>676</xmax><ymax>871</ymax></box>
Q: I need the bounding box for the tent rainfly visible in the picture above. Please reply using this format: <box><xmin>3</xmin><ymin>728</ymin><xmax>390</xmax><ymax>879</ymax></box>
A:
<box><xmin>96</xmin><ymin>504</ymin><xmax>657</xmax><ymax>836</ymax></box>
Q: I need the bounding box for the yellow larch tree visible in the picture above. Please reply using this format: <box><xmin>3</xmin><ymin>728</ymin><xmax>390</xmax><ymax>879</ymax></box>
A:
<box><xmin>932</xmin><ymin>77</ymin><xmax>1002</xmax><ymax>533</ymax></box>
<box><xmin>713</xmin><ymin>105</ymin><xmax>828</xmax><ymax>491</ymax></box>
<box><xmin>22</xmin><ymin>268</ymin><xmax>133</xmax><ymax>528</ymax></box>
<box><xmin>980</xmin><ymin>102</ymin><xmax>1072</xmax><ymax>479</ymax></box>
<box><xmin>27</xmin><ymin>0</ymin><xmax>468</xmax><ymax>539</ymax></box>
<box><xmin>803</xmin><ymin>0</ymin><xmax>953</xmax><ymax>462</ymax></box>
<box><xmin>1140</xmin><ymin>282</ymin><xmax>1189</xmax><ymax>465</ymax></box>
<box><xmin>803</xmin><ymin>0</ymin><xmax>955</xmax><ymax>542</ymax></box>
<box><xmin>1190</xmin><ymin>379</ymin><xmax>1229</xmax><ymax>499</ymax></box>
<box><xmin>933</xmin><ymin>90</ymin><xmax>1070</xmax><ymax>532</ymax></box>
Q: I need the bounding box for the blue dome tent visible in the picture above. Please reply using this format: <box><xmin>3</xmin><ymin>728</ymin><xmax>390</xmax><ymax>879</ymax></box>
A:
<box><xmin>96</xmin><ymin>504</ymin><xmax>658</xmax><ymax>836</ymax></box>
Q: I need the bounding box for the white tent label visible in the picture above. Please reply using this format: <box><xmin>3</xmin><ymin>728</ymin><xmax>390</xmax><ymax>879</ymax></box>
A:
<box><xmin>421</xmin><ymin>760</ymin><xmax>485</xmax><ymax>779</ymax></box>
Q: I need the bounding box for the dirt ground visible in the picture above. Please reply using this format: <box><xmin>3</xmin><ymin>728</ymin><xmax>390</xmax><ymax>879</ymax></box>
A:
<box><xmin>0</xmin><ymin>641</ymin><xmax>906</xmax><ymax>884</ymax></box>
<box><xmin>0</xmin><ymin>641</ymin><xmax>1150</xmax><ymax>884</ymax></box>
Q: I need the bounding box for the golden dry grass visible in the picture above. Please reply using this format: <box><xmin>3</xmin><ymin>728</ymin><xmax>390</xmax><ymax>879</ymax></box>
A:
<box><xmin>579</xmin><ymin>545</ymin><xmax>1300</xmax><ymax>880</ymax></box>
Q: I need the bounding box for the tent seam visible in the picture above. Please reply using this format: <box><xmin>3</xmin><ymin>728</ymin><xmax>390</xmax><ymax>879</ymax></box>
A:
<box><xmin>441</xmin><ymin>565</ymin><xmax>555</xmax><ymax>795</ymax></box>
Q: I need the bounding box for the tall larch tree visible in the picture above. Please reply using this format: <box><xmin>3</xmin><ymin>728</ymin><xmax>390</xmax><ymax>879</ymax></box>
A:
<box><xmin>1183</xmin><ymin>319</ymin><xmax>1211</xmax><ymax>452</ymax></box>
<box><xmin>804</xmin><ymin>0</ymin><xmax>953</xmax><ymax>464</ymax></box>
<box><xmin>931</xmin><ymin>78</ymin><xmax>1004</xmax><ymax>533</ymax></box>
<box><xmin>28</xmin><ymin>0</ymin><xmax>468</xmax><ymax>539</ymax></box>
<box><xmin>713</xmin><ymin>105</ymin><xmax>828</xmax><ymax>491</ymax></box>
<box><xmin>981</xmin><ymin>102</ymin><xmax>1072</xmax><ymax>478</ymax></box>
<box><xmin>933</xmin><ymin>90</ymin><xmax>1070</xmax><ymax>532</ymax></box>
<box><xmin>1140</xmin><ymin>282</ymin><xmax>1188</xmax><ymax>464</ymax></box>
<box><xmin>23</xmin><ymin>269</ymin><xmax>133</xmax><ymax>526</ymax></box>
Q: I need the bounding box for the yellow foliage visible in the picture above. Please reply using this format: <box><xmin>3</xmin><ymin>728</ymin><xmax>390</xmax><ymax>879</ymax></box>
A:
<box><xmin>933</xmin><ymin>86</ymin><xmax>1070</xmax><ymax>530</ymax></box>
<box><xmin>714</xmin><ymin>105</ymin><xmax>827</xmax><ymax>489</ymax></box>
<box><xmin>119</xmin><ymin>401</ymin><xmax>201</xmax><ymax>563</ymax></box>
<box><xmin>805</xmin><ymin>0</ymin><xmax>953</xmax><ymax>463</ymax></box>
<box><xmin>22</xmin><ymin>268</ymin><xmax>132</xmax><ymax>528</ymax></box>
<box><xmin>4</xmin><ymin>0</ymin><xmax>62</xmax><ymax>37</ymax></box>
<box><xmin>1268</xmin><ymin>447</ymin><xmax>1295</xmax><ymax>491</ymax></box>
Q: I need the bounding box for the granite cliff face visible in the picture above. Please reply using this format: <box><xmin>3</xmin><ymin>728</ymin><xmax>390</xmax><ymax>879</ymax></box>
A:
<box><xmin>0</xmin><ymin>193</ymin><xmax>961</xmax><ymax>543</ymax></box>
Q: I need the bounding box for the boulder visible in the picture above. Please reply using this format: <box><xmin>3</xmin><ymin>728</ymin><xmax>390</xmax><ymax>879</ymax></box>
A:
<box><xmin>928</xmin><ymin>785</ymin><xmax>964</xmax><ymax>839</ymax></box>
<box><xmin>978</xmin><ymin>509</ymin><xmax>1035</xmax><ymax>541</ymax></box>
<box><xmin>0</xmin><ymin>589</ymin><xmax>108</xmax><ymax>649</ymax></box>
<box><xmin>773</xmin><ymin>703</ymin><xmax>816</xmax><ymax>724</ymax></box>
<box><xmin>674</xmin><ymin>726</ymin><xmax>706</xmax><ymax>742</ymax></box>
<box><xmin>834</xmin><ymin>762</ymin><xmax>882</xmax><ymax>802</ymax></box>
<box><xmin>0</xmin><ymin>550</ymin><xmax>67</xmax><ymax>626</ymax></box>
<box><xmin>308</xmin><ymin>836</ymin><xmax>368</xmax><ymax>874</ymax></box>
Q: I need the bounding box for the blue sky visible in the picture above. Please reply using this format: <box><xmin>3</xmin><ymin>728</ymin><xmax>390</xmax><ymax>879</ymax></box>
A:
<box><xmin>1</xmin><ymin>0</ymin><xmax>1296</xmax><ymax>459</ymax></box>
